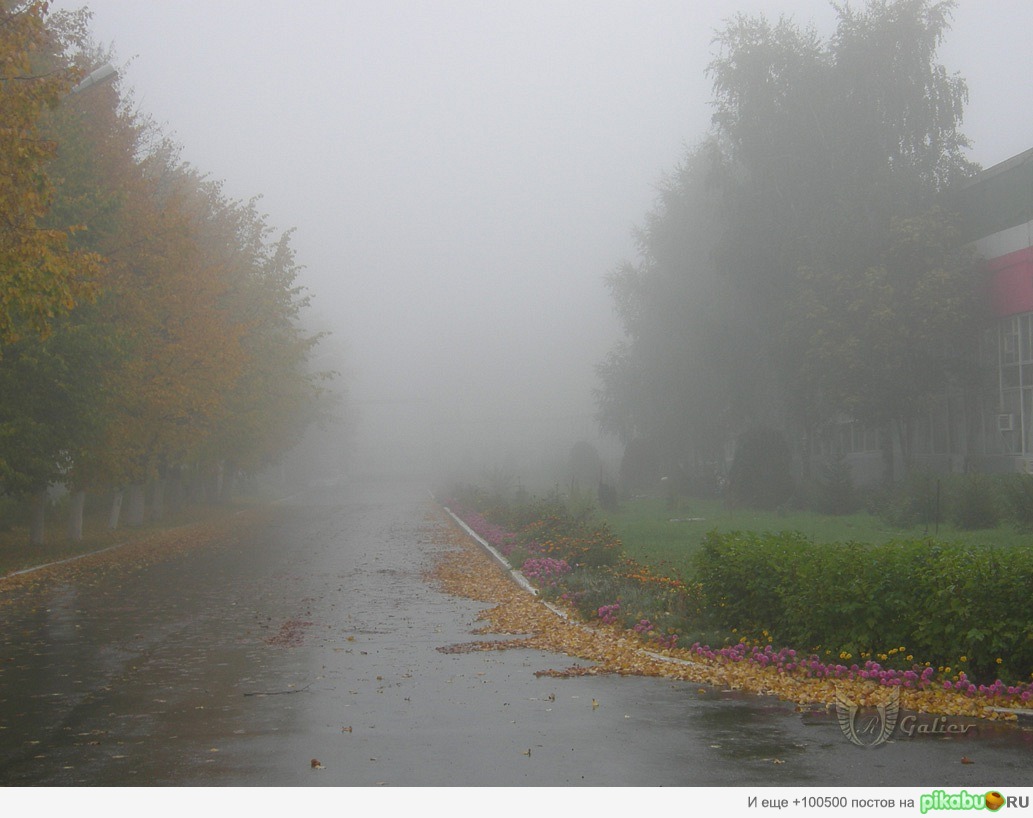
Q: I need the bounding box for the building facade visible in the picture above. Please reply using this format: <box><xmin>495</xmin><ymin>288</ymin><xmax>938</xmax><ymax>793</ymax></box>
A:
<box><xmin>823</xmin><ymin>147</ymin><xmax>1033</xmax><ymax>483</ymax></box>
<box><xmin>960</xmin><ymin>148</ymin><xmax>1033</xmax><ymax>473</ymax></box>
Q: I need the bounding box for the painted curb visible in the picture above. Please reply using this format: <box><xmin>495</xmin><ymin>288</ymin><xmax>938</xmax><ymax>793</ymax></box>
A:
<box><xmin>439</xmin><ymin>503</ymin><xmax>708</xmax><ymax>671</ymax></box>
<box><xmin>441</xmin><ymin>505</ymin><xmax>538</xmax><ymax>596</ymax></box>
<box><xmin>989</xmin><ymin>707</ymin><xmax>1033</xmax><ymax>724</ymax></box>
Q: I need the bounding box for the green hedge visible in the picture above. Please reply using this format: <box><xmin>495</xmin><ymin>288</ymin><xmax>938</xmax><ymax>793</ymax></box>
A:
<box><xmin>693</xmin><ymin>531</ymin><xmax>1033</xmax><ymax>683</ymax></box>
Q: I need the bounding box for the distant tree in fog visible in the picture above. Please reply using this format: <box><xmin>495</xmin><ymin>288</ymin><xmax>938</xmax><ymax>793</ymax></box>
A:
<box><xmin>568</xmin><ymin>440</ymin><xmax>601</xmax><ymax>491</ymax></box>
<box><xmin>597</xmin><ymin>0</ymin><xmax>979</xmax><ymax>486</ymax></box>
<box><xmin>596</xmin><ymin>143</ymin><xmax>748</xmax><ymax>479</ymax></box>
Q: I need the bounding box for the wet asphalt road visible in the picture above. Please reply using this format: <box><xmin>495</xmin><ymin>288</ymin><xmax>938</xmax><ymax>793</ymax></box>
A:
<box><xmin>0</xmin><ymin>479</ymin><xmax>1031</xmax><ymax>786</ymax></box>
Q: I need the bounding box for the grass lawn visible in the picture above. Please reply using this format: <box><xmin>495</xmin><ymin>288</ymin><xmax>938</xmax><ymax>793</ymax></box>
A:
<box><xmin>601</xmin><ymin>496</ymin><xmax>1033</xmax><ymax>579</ymax></box>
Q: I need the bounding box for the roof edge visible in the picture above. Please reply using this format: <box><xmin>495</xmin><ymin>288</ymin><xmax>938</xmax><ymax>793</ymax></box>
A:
<box><xmin>960</xmin><ymin>146</ymin><xmax>1033</xmax><ymax>189</ymax></box>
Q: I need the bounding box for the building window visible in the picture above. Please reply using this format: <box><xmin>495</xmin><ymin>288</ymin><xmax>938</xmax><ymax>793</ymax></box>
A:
<box><xmin>992</xmin><ymin>311</ymin><xmax>1033</xmax><ymax>456</ymax></box>
<box><xmin>825</xmin><ymin>420</ymin><xmax>880</xmax><ymax>456</ymax></box>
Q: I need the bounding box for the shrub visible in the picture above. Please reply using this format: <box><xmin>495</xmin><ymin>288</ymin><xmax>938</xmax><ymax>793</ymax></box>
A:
<box><xmin>496</xmin><ymin>493</ymin><xmax>567</xmax><ymax>532</ymax></box>
<box><xmin>814</xmin><ymin>453</ymin><xmax>857</xmax><ymax>515</ymax></box>
<box><xmin>693</xmin><ymin>530</ymin><xmax>1033</xmax><ymax>684</ymax></box>
<box><xmin>868</xmin><ymin>472</ymin><xmax>939</xmax><ymax>529</ymax></box>
<box><xmin>1001</xmin><ymin>474</ymin><xmax>1033</xmax><ymax>531</ymax></box>
<box><xmin>726</xmin><ymin>427</ymin><xmax>793</xmax><ymax>509</ymax></box>
<box><xmin>0</xmin><ymin>495</ymin><xmax>28</xmax><ymax>531</ymax></box>
<box><xmin>557</xmin><ymin>567</ymin><xmax>623</xmax><ymax>620</ymax></box>
<box><xmin>949</xmin><ymin>475</ymin><xmax>1000</xmax><ymax>531</ymax></box>
<box><xmin>486</xmin><ymin>493</ymin><xmax>623</xmax><ymax>568</ymax></box>
<box><xmin>597</xmin><ymin>480</ymin><xmax>619</xmax><ymax>512</ymax></box>
<box><xmin>568</xmin><ymin>525</ymin><xmax>622</xmax><ymax>567</ymax></box>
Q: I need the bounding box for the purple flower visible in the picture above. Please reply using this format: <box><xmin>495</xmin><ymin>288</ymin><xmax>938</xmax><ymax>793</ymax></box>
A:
<box><xmin>521</xmin><ymin>556</ymin><xmax>571</xmax><ymax>585</ymax></box>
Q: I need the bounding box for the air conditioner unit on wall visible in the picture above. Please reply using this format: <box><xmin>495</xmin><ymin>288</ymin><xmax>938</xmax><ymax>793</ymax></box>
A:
<box><xmin>998</xmin><ymin>413</ymin><xmax>1015</xmax><ymax>433</ymax></box>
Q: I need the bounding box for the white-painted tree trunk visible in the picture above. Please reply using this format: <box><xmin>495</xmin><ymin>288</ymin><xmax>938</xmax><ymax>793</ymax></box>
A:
<box><xmin>192</xmin><ymin>472</ymin><xmax>207</xmax><ymax>504</ymax></box>
<box><xmin>220</xmin><ymin>460</ymin><xmax>237</xmax><ymax>504</ymax></box>
<box><xmin>67</xmin><ymin>490</ymin><xmax>86</xmax><ymax>541</ymax></box>
<box><xmin>127</xmin><ymin>483</ymin><xmax>145</xmax><ymax>526</ymax></box>
<box><xmin>29</xmin><ymin>489</ymin><xmax>46</xmax><ymax>546</ymax></box>
<box><xmin>152</xmin><ymin>478</ymin><xmax>165</xmax><ymax>521</ymax></box>
<box><xmin>167</xmin><ymin>473</ymin><xmax>184</xmax><ymax>516</ymax></box>
<box><xmin>108</xmin><ymin>489</ymin><xmax>123</xmax><ymax>530</ymax></box>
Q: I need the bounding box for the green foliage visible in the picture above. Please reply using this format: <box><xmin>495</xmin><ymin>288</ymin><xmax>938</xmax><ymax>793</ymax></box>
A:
<box><xmin>812</xmin><ymin>453</ymin><xmax>857</xmax><ymax>515</ymax></box>
<box><xmin>0</xmin><ymin>318</ymin><xmax>109</xmax><ymax>496</ymax></box>
<box><xmin>693</xmin><ymin>530</ymin><xmax>806</xmax><ymax>636</ymax></box>
<box><xmin>557</xmin><ymin>567</ymin><xmax>623</xmax><ymax>618</ymax></box>
<box><xmin>604</xmin><ymin>493</ymin><xmax>1033</xmax><ymax>591</ymax></box>
<box><xmin>0</xmin><ymin>3</ymin><xmax>100</xmax><ymax>347</ymax></box>
<box><xmin>0</xmin><ymin>7</ymin><xmax>336</xmax><ymax>538</ymax></box>
<box><xmin>726</xmin><ymin>427</ymin><xmax>793</xmax><ymax>510</ymax></box>
<box><xmin>531</xmin><ymin>560</ymin><xmax>701</xmax><ymax>649</ymax></box>
<box><xmin>596</xmin><ymin>1</ymin><xmax>978</xmax><ymax>473</ymax></box>
<box><xmin>594</xmin><ymin>143</ymin><xmax>743</xmax><ymax>469</ymax></box>
<box><xmin>475</xmin><ymin>488</ymin><xmax>623</xmax><ymax>569</ymax></box>
<box><xmin>948</xmin><ymin>474</ymin><xmax>1001</xmax><ymax>531</ymax></box>
<box><xmin>488</xmin><ymin>491</ymin><xmax>567</xmax><ymax>532</ymax></box>
<box><xmin>868</xmin><ymin>472</ymin><xmax>1010</xmax><ymax>532</ymax></box>
<box><xmin>520</xmin><ymin>520</ymin><xmax>621</xmax><ymax>569</ymax></box>
<box><xmin>0</xmin><ymin>495</ymin><xmax>29</xmax><ymax>531</ymax></box>
<box><xmin>791</xmin><ymin>210</ymin><xmax>980</xmax><ymax>447</ymax></box>
<box><xmin>693</xmin><ymin>530</ymin><xmax>1033</xmax><ymax>683</ymax></box>
<box><xmin>868</xmin><ymin>472</ymin><xmax>942</xmax><ymax>529</ymax></box>
<box><xmin>597</xmin><ymin>480</ymin><xmax>619</xmax><ymax>512</ymax></box>
<box><xmin>1003</xmin><ymin>474</ymin><xmax>1033</xmax><ymax>531</ymax></box>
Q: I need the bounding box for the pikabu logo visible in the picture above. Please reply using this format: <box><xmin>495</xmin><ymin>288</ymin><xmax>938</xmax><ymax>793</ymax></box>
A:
<box><xmin>835</xmin><ymin>687</ymin><xmax>899</xmax><ymax>746</ymax></box>
<box><xmin>920</xmin><ymin>790</ymin><xmax>1027</xmax><ymax>813</ymax></box>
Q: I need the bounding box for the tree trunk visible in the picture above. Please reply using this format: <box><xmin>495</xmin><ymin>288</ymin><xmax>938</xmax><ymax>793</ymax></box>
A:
<box><xmin>152</xmin><ymin>478</ymin><xmax>166</xmax><ymax>522</ymax></box>
<box><xmin>127</xmin><ymin>483</ymin><xmax>145</xmax><ymax>526</ymax></box>
<box><xmin>799</xmin><ymin>428</ymin><xmax>813</xmax><ymax>483</ymax></box>
<box><xmin>167</xmin><ymin>471</ymin><xmax>185</xmax><ymax>516</ymax></box>
<box><xmin>895</xmin><ymin>417</ymin><xmax>913</xmax><ymax>478</ymax></box>
<box><xmin>220</xmin><ymin>460</ymin><xmax>237</xmax><ymax>504</ymax></box>
<box><xmin>67</xmin><ymin>490</ymin><xmax>86</xmax><ymax>541</ymax></box>
<box><xmin>211</xmin><ymin>464</ymin><xmax>223</xmax><ymax>503</ymax></box>
<box><xmin>29</xmin><ymin>489</ymin><xmax>46</xmax><ymax>546</ymax></box>
<box><xmin>880</xmin><ymin>423</ymin><xmax>896</xmax><ymax>486</ymax></box>
<box><xmin>108</xmin><ymin>489</ymin><xmax>123</xmax><ymax>530</ymax></box>
<box><xmin>192</xmin><ymin>470</ymin><xmax>209</xmax><ymax>504</ymax></box>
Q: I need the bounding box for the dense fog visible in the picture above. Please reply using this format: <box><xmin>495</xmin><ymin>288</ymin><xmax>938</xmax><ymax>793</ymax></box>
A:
<box><xmin>54</xmin><ymin>0</ymin><xmax>1033</xmax><ymax>490</ymax></box>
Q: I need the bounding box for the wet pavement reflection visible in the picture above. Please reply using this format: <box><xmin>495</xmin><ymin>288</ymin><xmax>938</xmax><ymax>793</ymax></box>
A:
<box><xmin>1</xmin><ymin>479</ymin><xmax>1031</xmax><ymax>786</ymax></box>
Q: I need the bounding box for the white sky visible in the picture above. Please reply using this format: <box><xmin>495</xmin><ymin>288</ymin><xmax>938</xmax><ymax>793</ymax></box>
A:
<box><xmin>49</xmin><ymin>0</ymin><xmax>1033</xmax><ymax>456</ymax></box>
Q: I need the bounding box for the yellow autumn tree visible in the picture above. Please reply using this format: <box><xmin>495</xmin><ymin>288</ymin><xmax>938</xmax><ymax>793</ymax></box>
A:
<box><xmin>2</xmin><ymin>5</ymin><xmax>335</xmax><ymax>539</ymax></box>
<box><xmin>0</xmin><ymin>1</ymin><xmax>99</xmax><ymax>348</ymax></box>
<box><xmin>80</xmin><ymin>154</ymin><xmax>247</xmax><ymax>527</ymax></box>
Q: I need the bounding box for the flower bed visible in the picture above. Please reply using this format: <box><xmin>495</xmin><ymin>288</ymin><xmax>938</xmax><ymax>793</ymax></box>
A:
<box><xmin>445</xmin><ymin>492</ymin><xmax>1033</xmax><ymax>711</ymax></box>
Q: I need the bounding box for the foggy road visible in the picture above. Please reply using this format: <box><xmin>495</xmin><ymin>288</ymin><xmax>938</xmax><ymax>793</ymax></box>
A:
<box><xmin>1</xmin><ymin>480</ymin><xmax>1031</xmax><ymax>787</ymax></box>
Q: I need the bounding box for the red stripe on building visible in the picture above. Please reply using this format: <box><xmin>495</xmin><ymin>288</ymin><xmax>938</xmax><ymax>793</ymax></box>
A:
<box><xmin>987</xmin><ymin>244</ymin><xmax>1033</xmax><ymax>317</ymax></box>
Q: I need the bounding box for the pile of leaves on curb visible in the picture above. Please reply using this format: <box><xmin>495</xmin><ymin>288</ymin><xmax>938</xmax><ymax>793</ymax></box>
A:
<box><xmin>427</xmin><ymin>507</ymin><xmax>1025</xmax><ymax>722</ymax></box>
